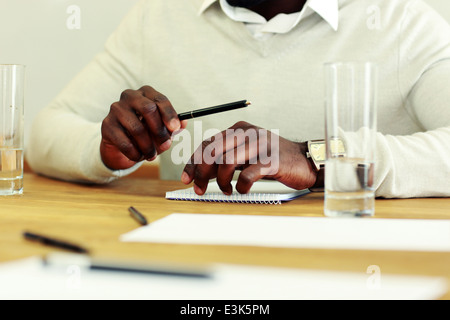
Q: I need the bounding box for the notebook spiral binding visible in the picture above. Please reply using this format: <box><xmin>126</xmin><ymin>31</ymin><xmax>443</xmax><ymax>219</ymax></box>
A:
<box><xmin>166</xmin><ymin>191</ymin><xmax>281</xmax><ymax>205</ymax></box>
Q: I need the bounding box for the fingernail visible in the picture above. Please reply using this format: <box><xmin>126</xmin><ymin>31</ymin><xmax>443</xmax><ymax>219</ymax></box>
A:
<box><xmin>181</xmin><ymin>172</ymin><xmax>190</xmax><ymax>184</ymax></box>
<box><xmin>160</xmin><ymin>139</ymin><xmax>172</xmax><ymax>151</ymax></box>
<box><xmin>169</xmin><ymin>119</ymin><xmax>180</xmax><ymax>132</ymax></box>
<box><xmin>224</xmin><ymin>185</ymin><xmax>233</xmax><ymax>196</ymax></box>
<box><xmin>193</xmin><ymin>183</ymin><xmax>203</xmax><ymax>195</ymax></box>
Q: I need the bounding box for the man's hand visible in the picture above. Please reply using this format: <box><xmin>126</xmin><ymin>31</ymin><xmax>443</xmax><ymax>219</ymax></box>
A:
<box><xmin>181</xmin><ymin>121</ymin><xmax>318</xmax><ymax>195</ymax></box>
<box><xmin>100</xmin><ymin>86</ymin><xmax>187</xmax><ymax>170</ymax></box>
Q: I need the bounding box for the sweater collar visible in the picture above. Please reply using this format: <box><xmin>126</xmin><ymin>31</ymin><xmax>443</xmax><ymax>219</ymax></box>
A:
<box><xmin>198</xmin><ymin>0</ymin><xmax>339</xmax><ymax>31</ymax></box>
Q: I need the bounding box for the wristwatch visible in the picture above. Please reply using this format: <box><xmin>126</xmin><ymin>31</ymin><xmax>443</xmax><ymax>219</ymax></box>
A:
<box><xmin>306</xmin><ymin>140</ymin><xmax>326</xmax><ymax>172</ymax></box>
<box><xmin>305</xmin><ymin>138</ymin><xmax>346</xmax><ymax>192</ymax></box>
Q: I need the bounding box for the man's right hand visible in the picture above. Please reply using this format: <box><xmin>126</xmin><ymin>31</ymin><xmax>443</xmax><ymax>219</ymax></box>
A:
<box><xmin>100</xmin><ymin>86</ymin><xmax>187</xmax><ymax>170</ymax></box>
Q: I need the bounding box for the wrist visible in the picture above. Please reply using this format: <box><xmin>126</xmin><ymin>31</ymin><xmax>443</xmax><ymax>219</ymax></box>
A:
<box><xmin>309</xmin><ymin>168</ymin><xmax>324</xmax><ymax>191</ymax></box>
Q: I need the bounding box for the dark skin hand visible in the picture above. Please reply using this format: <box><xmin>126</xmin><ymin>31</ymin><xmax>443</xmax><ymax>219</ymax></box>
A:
<box><xmin>100</xmin><ymin>86</ymin><xmax>188</xmax><ymax>170</ymax></box>
<box><xmin>182</xmin><ymin>121</ymin><xmax>318</xmax><ymax>195</ymax></box>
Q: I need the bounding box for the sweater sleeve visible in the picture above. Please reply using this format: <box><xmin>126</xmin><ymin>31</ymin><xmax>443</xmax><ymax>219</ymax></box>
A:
<box><xmin>374</xmin><ymin>0</ymin><xmax>450</xmax><ymax>198</ymax></box>
<box><xmin>26</xmin><ymin>0</ymin><xmax>148</xmax><ymax>184</ymax></box>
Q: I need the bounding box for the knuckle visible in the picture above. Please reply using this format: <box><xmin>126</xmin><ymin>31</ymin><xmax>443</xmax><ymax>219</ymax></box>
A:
<box><xmin>192</xmin><ymin>148</ymin><xmax>204</xmax><ymax>164</ymax></box>
<box><xmin>153</xmin><ymin>93</ymin><xmax>168</xmax><ymax>103</ymax></box>
<box><xmin>155</xmin><ymin>128</ymin><xmax>170</xmax><ymax>142</ymax></box>
<box><xmin>120</xmin><ymin>89</ymin><xmax>135</xmax><ymax>101</ymax></box>
<box><xmin>140</xmin><ymin>102</ymin><xmax>158</xmax><ymax>116</ymax></box>
<box><xmin>233</xmin><ymin>120</ymin><xmax>250</xmax><ymax>128</ymax></box>
<box><xmin>101</xmin><ymin>117</ymin><xmax>118</xmax><ymax>137</ymax></box>
<box><xmin>101</xmin><ymin>117</ymin><xmax>111</xmax><ymax>130</ymax></box>
<box><xmin>139</xmin><ymin>85</ymin><xmax>153</xmax><ymax>92</ymax></box>
<box><xmin>110</xmin><ymin>102</ymin><xmax>122</xmax><ymax>113</ymax></box>
<box><xmin>119</xmin><ymin>141</ymin><xmax>135</xmax><ymax>154</ymax></box>
<box><xmin>238</xmin><ymin>171</ymin><xmax>255</xmax><ymax>185</ymax></box>
<box><xmin>223</xmin><ymin>152</ymin><xmax>235</xmax><ymax>164</ymax></box>
<box><xmin>201</xmin><ymin>139</ymin><xmax>211</xmax><ymax>150</ymax></box>
<box><xmin>129</xmin><ymin>122</ymin><xmax>146</xmax><ymax>136</ymax></box>
<box><xmin>100</xmin><ymin>125</ymin><xmax>110</xmax><ymax>139</ymax></box>
<box><xmin>201</xmin><ymin>140</ymin><xmax>219</xmax><ymax>161</ymax></box>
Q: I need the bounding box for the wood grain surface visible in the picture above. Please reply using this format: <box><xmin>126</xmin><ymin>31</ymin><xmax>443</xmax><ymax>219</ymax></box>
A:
<box><xmin>1</xmin><ymin>173</ymin><xmax>449</xmax><ymax>299</ymax></box>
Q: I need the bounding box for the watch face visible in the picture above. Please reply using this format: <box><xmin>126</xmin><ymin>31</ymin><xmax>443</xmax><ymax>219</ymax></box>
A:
<box><xmin>310</xmin><ymin>142</ymin><xmax>326</xmax><ymax>162</ymax></box>
<box><xmin>329</xmin><ymin>138</ymin><xmax>346</xmax><ymax>157</ymax></box>
<box><xmin>309</xmin><ymin>139</ymin><xmax>346</xmax><ymax>162</ymax></box>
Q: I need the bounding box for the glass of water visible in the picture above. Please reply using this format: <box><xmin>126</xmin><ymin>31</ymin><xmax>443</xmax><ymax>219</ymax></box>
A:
<box><xmin>0</xmin><ymin>64</ymin><xmax>25</xmax><ymax>196</ymax></box>
<box><xmin>324</xmin><ymin>62</ymin><xmax>378</xmax><ymax>217</ymax></box>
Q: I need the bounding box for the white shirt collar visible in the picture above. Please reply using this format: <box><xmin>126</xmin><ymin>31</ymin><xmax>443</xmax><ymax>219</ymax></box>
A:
<box><xmin>198</xmin><ymin>0</ymin><xmax>339</xmax><ymax>32</ymax></box>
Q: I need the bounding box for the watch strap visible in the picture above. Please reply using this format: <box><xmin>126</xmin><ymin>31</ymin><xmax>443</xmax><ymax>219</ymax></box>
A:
<box><xmin>305</xmin><ymin>140</ymin><xmax>325</xmax><ymax>192</ymax></box>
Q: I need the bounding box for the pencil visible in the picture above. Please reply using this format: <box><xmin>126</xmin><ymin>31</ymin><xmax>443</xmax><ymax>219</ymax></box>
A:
<box><xmin>178</xmin><ymin>100</ymin><xmax>251</xmax><ymax>120</ymax></box>
<box><xmin>23</xmin><ymin>231</ymin><xmax>89</xmax><ymax>254</ymax></box>
<box><xmin>43</xmin><ymin>254</ymin><xmax>212</xmax><ymax>279</ymax></box>
<box><xmin>128</xmin><ymin>206</ymin><xmax>148</xmax><ymax>226</ymax></box>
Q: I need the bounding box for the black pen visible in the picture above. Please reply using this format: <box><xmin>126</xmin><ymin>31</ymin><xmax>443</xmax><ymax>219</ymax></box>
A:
<box><xmin>128</xmin><ymin>206</ymin><xmax>148</xmax><ymax>226</ymax></box>
<box><xmin>89</xmin><ymin>260</ymin><xmax>211</xmax><ymax>278</ymax></box>
<box><xmin>43</xmin><ymin>253</ymin><xmax>213</xmax><ymax>279</ymax></box>
<box><xmin>23</xmin><ymin>231</ymin><xmax>89</xmax><ymax>254</ymax></box>
<box><xmin>178</xmin><ymin>100</ymin><xmax>251</xmax><ymax>120</ymax></box>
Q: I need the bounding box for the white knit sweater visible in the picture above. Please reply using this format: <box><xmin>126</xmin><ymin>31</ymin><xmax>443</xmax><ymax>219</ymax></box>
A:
<box><xmin>26</xmin><ymin>0</ymin><xmax>450</xmax><ymax>198</ymax></box>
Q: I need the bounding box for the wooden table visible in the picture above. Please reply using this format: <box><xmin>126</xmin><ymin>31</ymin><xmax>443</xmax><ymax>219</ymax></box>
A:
<box><xmin>1</xmin><ymin>173</ymin><xmax>449</xmax><ymax>299</ymax></box>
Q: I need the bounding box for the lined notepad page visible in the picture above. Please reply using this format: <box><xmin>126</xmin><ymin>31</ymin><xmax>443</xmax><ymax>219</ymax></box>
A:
<box><xmin>165</xmin><ymin>181</ymin><xmax>310</xmax><ymax>204</ymax></box>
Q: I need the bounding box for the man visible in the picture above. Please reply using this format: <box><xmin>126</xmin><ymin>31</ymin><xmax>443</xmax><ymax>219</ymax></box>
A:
<box><xmin>27</xmin><ymin>0</ymin><xmax>450</xmax><ymax>198</ymax></box>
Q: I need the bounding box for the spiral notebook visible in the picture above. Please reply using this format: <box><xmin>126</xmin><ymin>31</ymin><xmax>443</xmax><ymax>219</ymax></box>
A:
<box><xmin>165</xmin><ymin>181</ymin><xmax>310</xmax><ymax>204</ymax></box>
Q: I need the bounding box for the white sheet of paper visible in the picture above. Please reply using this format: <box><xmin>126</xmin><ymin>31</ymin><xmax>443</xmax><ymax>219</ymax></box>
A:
<box><xmin>120</xmin><ymin>214</ymin><xmax>450</xmax><ymax>252</ymax></box>
<box><xmin>0</xmin><ymin>257</ymin><xmax>446</xmax><ymax>300</ymax></box>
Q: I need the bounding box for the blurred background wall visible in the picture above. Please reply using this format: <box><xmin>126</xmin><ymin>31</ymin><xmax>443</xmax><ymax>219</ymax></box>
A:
<box><xmin>0</xmin><ymin>0</ymin><xmax>140</xmax><ymax>148</ymax></box>
<box><xmin>0</xmin><ymin>0</ymin><xmax>449</xmax><ymax>149</ymax></box>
